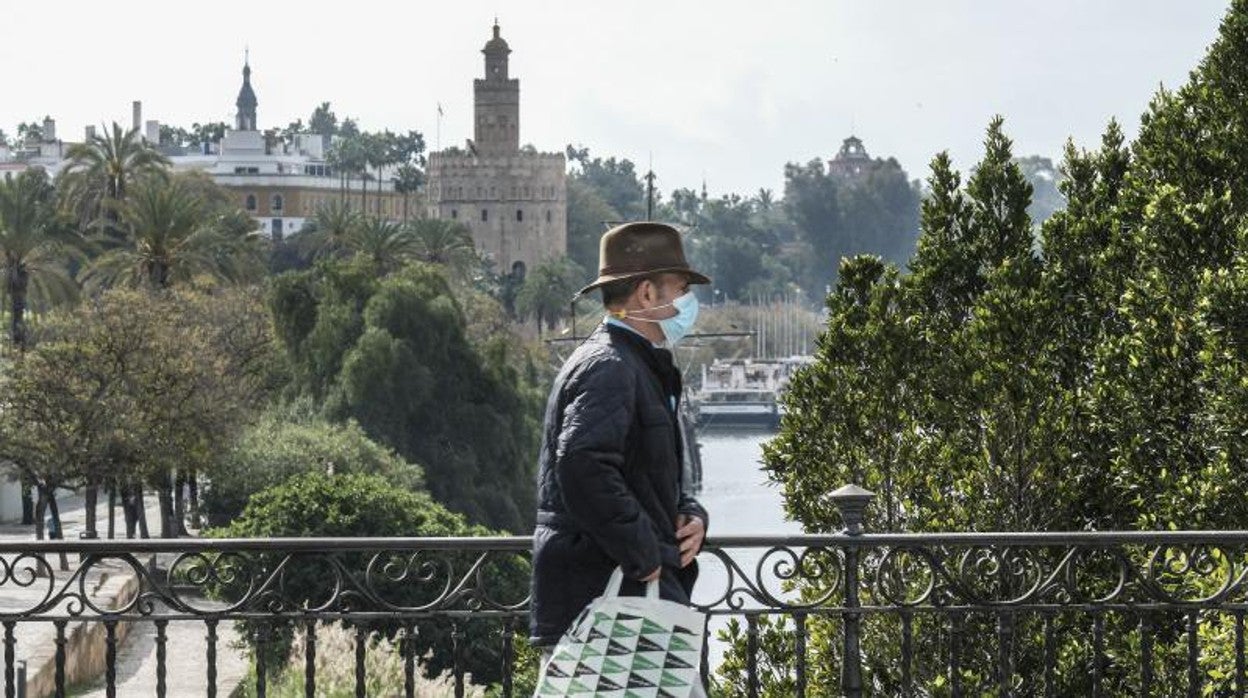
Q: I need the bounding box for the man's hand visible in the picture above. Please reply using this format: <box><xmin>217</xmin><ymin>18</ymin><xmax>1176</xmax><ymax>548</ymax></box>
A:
<box><xmin>676</xmin><ymin>514</ymin><xmax>706</xmax><ymax>568</ymax></box>
<box><xmin>640</xmin><ymin>566</ymin><xmax>661</xmax><ymax>582</ymax></box>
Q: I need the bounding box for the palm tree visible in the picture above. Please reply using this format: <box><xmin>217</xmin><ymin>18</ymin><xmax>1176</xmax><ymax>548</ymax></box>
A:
<box><xmin>344</xmin><ymin>217</ymin><xmax>419</xmax><ymax>273</ymax></box>
<box><xmin>83</xmin><ymin>176</ymin><xmax>262</xmax><ymax>290</ymax></box>
<box><xmin>0</xmin><ymin>170</ymin><xmax>82</xmax><ymax>350</ymax></box>
<box><xmin>300</xmin><ymin>200</ymin><xmax>361</xmax><ymax>260</ymax></box>
<box><xmin>409</xmin><ymin>219</ymin><xmax>477</xmax><ymax>278</ymax></box>
<box><xmin>516</xmin><ymin>257</ymin><xmax>582</xmax><ymax>338</ymax></box>
<box><xmin>60</xmin><ymin>123</ymin><xmax>169</xmax><ymax>235</ymax></box>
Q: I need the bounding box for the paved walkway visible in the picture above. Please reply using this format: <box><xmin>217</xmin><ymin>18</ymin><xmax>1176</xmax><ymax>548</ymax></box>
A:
<box><xmin>0</xmin><ymin>490</ymin><xmax>247</xmax><ymax>697</ymax></box>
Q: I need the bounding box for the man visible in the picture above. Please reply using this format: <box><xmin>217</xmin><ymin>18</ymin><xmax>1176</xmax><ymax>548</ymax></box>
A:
<box><xmin>530</xmin><ymin>221</ymin><xmax>711</xmax><ymax>692</ymax></box>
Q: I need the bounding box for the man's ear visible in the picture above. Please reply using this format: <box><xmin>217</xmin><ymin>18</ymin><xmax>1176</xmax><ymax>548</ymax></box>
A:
<box><xmin>637</xmin><ymin>279</ymin><xmax>656</xmax><ymax>307</ymax></box>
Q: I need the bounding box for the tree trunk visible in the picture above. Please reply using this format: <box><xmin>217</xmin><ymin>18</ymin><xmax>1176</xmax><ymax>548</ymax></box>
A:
<box><xmin>20</xmin><ymin>474</ymin><xmax>34</xmax><ymax>525</ymax></box>
<box><xmin>34</xmin><ymin>487</ymin><xmax>47</xmax><ymax>541</ymax></box>
<box><xmin>46</xmin><ymin>489</ymin><xmax>69</xmax><ymax>570</ymax></box>
<box><xmin>136</xmin><ymin>482</ymin><xmax>150</xmax><ymax>539</ymax></box>
<box><xmin>173</xmin><ymin>469</ymin><xmax>189</xmax><ymax>536</ymax></box>
<box><xmin>84</xmin><ymin>481</ymin><xmax>99</xmax><ymax>539</ymax></box>
<box><xmin>123</xmin><ymin>481</ymin><xmax>137</xmax><ymax>539</ymax></box>
<box><xmin>361</xmin><ymin>174</ymin><xmax>368</xmax><ymax>212</ymax></box>
<box><xmin>154</xmin><ymin>475</ymin><xmax>175</xmax><ymax>539</ymax></box>
<box><xmin>7</xmin><ymin>263</ymin><xmax>29</xmax><ymax>351</ymax></box>
<box><xmin>107</xmin><ymin>483</ymin><xmax>117</xmax><ymax>540</ymax></box>
<box><xmin>188</xmin><ymin>469</ymin><xmax>200</xmax><ymax>529</ymax></box>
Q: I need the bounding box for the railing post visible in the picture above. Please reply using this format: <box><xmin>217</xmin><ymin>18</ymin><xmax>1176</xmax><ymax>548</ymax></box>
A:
<box><xmin>830</xmin><ymin>484</ymin><xmax>875</xmax><ymax>698</ymax></box>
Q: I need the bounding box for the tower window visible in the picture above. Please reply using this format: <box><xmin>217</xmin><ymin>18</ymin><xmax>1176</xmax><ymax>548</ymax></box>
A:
<box><xmin>481</xmin><ymin>209</ymin><xmax>489</xmax><ymax>222</ymax></box>
<box><xmin>451</xmin><ymin>209</ymin><xmax>458</xmax><ymax>219</ymax></box>
<box><xmin>546</xmin><ymin>210</ymin><xmax>552</xmax><ymax>223</ymax></box>
<box><xmin>516</xmin><ymin>209</ymin><xmax>523</xmax><ymax>222</ymax></box>
<box><xmin>272</xmin><ymin>194</ymin><xmax>283</xmax><ymax>211</ymax></box>
<box><xmin>245</xmin><ymin>194</ymin><xmax>257</xmax><ymax>211</ymax></box>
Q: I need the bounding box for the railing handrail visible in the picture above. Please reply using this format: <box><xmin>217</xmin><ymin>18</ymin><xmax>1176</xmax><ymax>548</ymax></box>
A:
<box><xmin>4</xmin><ymin>530</ymin><xmax>1248</xmax><ymax>553</ymax></box>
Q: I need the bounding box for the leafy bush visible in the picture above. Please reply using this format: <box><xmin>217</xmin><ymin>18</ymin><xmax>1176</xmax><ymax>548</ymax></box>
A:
<box><xmin>206</xmin><ymin>472</ymin><xmax>527</xmax><ymax>686</ymax></box>
<box><xmin>201</xmin><ymin>407</ymin><xmax>424</xmax><ymax>526</ymax></box>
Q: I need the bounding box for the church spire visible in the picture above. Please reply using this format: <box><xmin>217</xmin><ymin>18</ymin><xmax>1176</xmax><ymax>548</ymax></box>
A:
<box><xmin>235</xmin><ymin>50</ymin><xmax>258</xmax><ymax>132</ymax></box>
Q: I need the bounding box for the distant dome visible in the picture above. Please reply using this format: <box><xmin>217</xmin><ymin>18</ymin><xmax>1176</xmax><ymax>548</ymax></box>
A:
<box><xmin>483</xmin><ymin>22</ymin><xmax>510</xmax><ymax>54</ymax></box>
<box><xmin>236</xmin><ymin>63</ymin><xmax>257</xmax><ymax>110</ymax></box>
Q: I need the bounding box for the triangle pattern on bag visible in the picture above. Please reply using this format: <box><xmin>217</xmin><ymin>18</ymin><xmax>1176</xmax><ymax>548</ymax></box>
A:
<box><xmin>587</xmin><ymin>626</ymin><xmax>608</xmax><ymax>641</ymax></box>
<box><xmin>537</xmin><ymin>678</ymin><xmax>563</xmax><ymax>695</ymax></box>
<box><xmin>667</xmin><ymin>633</ymin><xmax>694</xmax><ymax>652</ymax></box>
<box><xmin>611</xmin><ymin>622</ymin><xmax>638</xmax><ymax>639</ymax></box>
<box><xmin>601</xmin><ymin>657</ymin><xmax>628</xmax><ymax>674</ymax></box>
<box><xmin>660</xmin><ymin>670</ymin><xmax>689</xmax><ymax>687</ymax></box>
<box><xmin>636</xmin><ymin>635</ymin><xmax>666</xmax><ymax>653</ymax></box>
<box><xmin>567</xmin><ymin>678</ymin><xmax>594</xmax><ymax>694</ymax></box>
<box><xmin>630</xmin><ymin>653</ymin><xmax>660</xmax><ymax>670</ymax></box>
<box><xmin>606</xmin><ymin>638</ymin><xmax>632</xmax><ymax>656</ymax></box>
<box><xmin>641</xmin><ymin>618</ymin><xmax>668</xmax><ymax>635</ymax></box>
<box><xmin>626</xmin><ymin>673</ymin><xmax>657</xmax><ymax>689</ymax></box>
<box><xmin>664</xmin><ymin>652</ymin><xmax>693</xmax><ymax>670</ymax></box>
<box><xmin>545</xmin><ymin>661</ymin><xmax>571</xmax><ymax>678</ymax></box>
<box><xmin>573</xmin><ymin>661</ymin><xmax>598</xmax><ymax>677</ymax></box>
<box><xmin>672</xmin><ymin>624</ymin><xmax>697</xmax><ymax>635</ymax></box>
<box><xmin>595</xmin><ymin>674</ymin><xmax>625</xmax><ymax>691</ymax></box>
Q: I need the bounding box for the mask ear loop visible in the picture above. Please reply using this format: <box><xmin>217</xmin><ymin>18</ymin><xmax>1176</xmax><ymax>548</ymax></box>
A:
<box><xmin>610</xmin><ymin>301</ymin><xmax>675</xmax><ymax>322</ymax></box>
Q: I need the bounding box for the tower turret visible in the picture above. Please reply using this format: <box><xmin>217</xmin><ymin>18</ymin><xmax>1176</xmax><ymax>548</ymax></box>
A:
<box><xmin>473</xmin><ymin>21</ymin><xmax>520</xmax><ymax>155</ymax></box>
<box><xmin>235</xmin><ymin>52</ymin><xmax>258</xmax><ymax>132</ymax></box>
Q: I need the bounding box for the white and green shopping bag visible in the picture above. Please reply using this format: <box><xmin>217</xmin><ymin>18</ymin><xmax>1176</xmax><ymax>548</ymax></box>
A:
<box><xmin>535</xmin><ymin>567</ymin><xmax>706</xmax><ymax>697</ymax></box>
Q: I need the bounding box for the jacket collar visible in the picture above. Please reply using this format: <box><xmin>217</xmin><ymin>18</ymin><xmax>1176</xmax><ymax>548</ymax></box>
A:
<box><xmin>600</xmin><ymin>322</ymin><xmax>683</xmax><ymax>404</ymax></box>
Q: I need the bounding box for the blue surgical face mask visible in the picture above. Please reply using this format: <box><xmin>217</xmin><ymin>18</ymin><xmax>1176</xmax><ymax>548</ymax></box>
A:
<box><xmin>657</xmin><ymin>290</ymin><xmax>699</xmax><ymax>345</ymax></box>
<box><xmin>610</xmin><ymin>286</ymin><xmax>700</xmax><ymax>345</ymax></box>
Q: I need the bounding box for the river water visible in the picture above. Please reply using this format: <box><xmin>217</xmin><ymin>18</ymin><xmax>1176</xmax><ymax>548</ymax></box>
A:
<box><xmin>688</xmin><ymin>428</ymin><xmax>804</xmax><ymax>668</ymax></box>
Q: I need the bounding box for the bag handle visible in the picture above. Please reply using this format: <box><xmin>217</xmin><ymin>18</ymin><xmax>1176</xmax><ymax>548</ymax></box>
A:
<box><xmin>603</xmin><ymin>567</ymin><xmax>660</xmax><ymax>600</ymax></box>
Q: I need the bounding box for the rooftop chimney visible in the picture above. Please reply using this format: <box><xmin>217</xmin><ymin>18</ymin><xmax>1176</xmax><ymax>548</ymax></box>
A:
<box><xmin>42</xmin><ymin>117</ymin><xmax>56</xmax><ymax>142</ymax></box>
<box><xmin>132</xmin><ymin>101</ymin><xmax>142</xmax><ymax>132</ymax></box>
<box><xmin>85</xmin><ymin>125</ymin><xmax>97</xmax><ymax>141</ymax></box>
<box><xmin>145</xmin><ymin>120</ymin><xmax>160</xmax><ymax>144</ymax></box>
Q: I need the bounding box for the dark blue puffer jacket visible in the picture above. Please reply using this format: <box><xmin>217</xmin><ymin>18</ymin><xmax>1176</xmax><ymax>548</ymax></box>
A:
<box><xmin>529</xmin><ymin>322</ymin><xmax>709</xmax><ymax>646</ymax></box>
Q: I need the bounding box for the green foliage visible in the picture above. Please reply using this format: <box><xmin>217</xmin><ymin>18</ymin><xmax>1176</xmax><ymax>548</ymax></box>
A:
<box><xmin>59</xmin><ymin>122</ymin><xmax>170</xmax><ymax>233</ymax></box>
<box><xmin>267</xmin><ymin>258</ymin><xmax>540</xmax><ymax>532</ymax></box>
<box><xmin>201</xmin><ymin>406</ymin><xmax>424</xmax><ymax>526</ymax></box>
<box><xmin>0</xmin><ymin>286</ymin><xmax>278</xmax><ymax>536</ymax></box>
<box><xmin>515</xmin><ymin>256</ymin><xmax>583</xmax><ymax>336</ymax></box>
<box><xmin>83</xmin><ymin>173</ymin><xmax>265</xmax><ymax>290</ymax></box>
<box><xmin>735</xmin><ymin>3</ymin><xmax>1248</xmax><ymax>691</ymax></box>
<box><xmin>0</xmin><ymin>168</ymin><xmax>82</xmax><ymax>349</ymax></box>
<box><xmin>783</xmin><ymin>155</ymin><xmax>920</xmax><ymax>296</ymax></box>
<box><xmin>211</xmin><ymin>472</ymin><xmax>526</xmax><ymax>685</ymax></box>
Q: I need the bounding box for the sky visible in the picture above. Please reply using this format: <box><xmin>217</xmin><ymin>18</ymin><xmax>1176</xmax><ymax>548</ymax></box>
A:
<box><xmin>0</xmin><ymin>1</ymin><xmax>1230</xmax><ymax>196</ymax></box>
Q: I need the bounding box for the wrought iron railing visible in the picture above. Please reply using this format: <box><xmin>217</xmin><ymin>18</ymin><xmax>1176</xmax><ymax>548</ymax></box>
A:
<box><xmin>2</xmin><ymin>490</ymin><xmax>1248</xmax><ymax>696</ymax></box>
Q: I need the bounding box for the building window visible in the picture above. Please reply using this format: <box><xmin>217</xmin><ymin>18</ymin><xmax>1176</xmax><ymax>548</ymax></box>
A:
<box><xmin>516</xmin><ymin>209</ymin><xmax>523</xmax><ymax>222</ymax></box>
<box><xmin>272</xmin><ymin>194</ymin><xmax>283</xmax><ymax>212</ymax></box>
<box><xmin>245</xmin><ymin>194</ymin><xmax>257</xmax><ymax>211</ymax></box>
<box><xmin>481</xmin><ymin>209</ymin><xmax>489</xmax><ymax>222</ymax></box>
<box><xmin>451</xmin><ymin>209</ymin><xmax>458</xmax><ymax>219</ymax></box>
<box><xmin>546</xmin><ymin>210</ymin><xmax>552</xmax><ymax>223</ymax></box>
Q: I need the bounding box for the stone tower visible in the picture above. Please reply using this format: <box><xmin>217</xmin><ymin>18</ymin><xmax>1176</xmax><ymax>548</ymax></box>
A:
<box><xmin>827</xmin><ymin>135</ymin><xmax>872</xmax><ymax>178</ymax></box>
<box><xmin>426</xmin><ymin>21</ymin><xmax>567</xmax><ymax>278</ymax></box>
<box><xmin>474</xmin><ymin>21</ymin><xmax>520</xmax><ymax>156</ymax></box>
<box><xmin>235</xmin><ymin>54</ymin><xmax>258</xmax><ymax>132</ymax></box>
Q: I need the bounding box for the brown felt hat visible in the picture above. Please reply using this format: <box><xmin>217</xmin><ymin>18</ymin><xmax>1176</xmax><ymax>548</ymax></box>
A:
<box><xmin>576</xmin><ymin>221</ymin><xmax>711</xmax><ymax>297</ymax></box>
